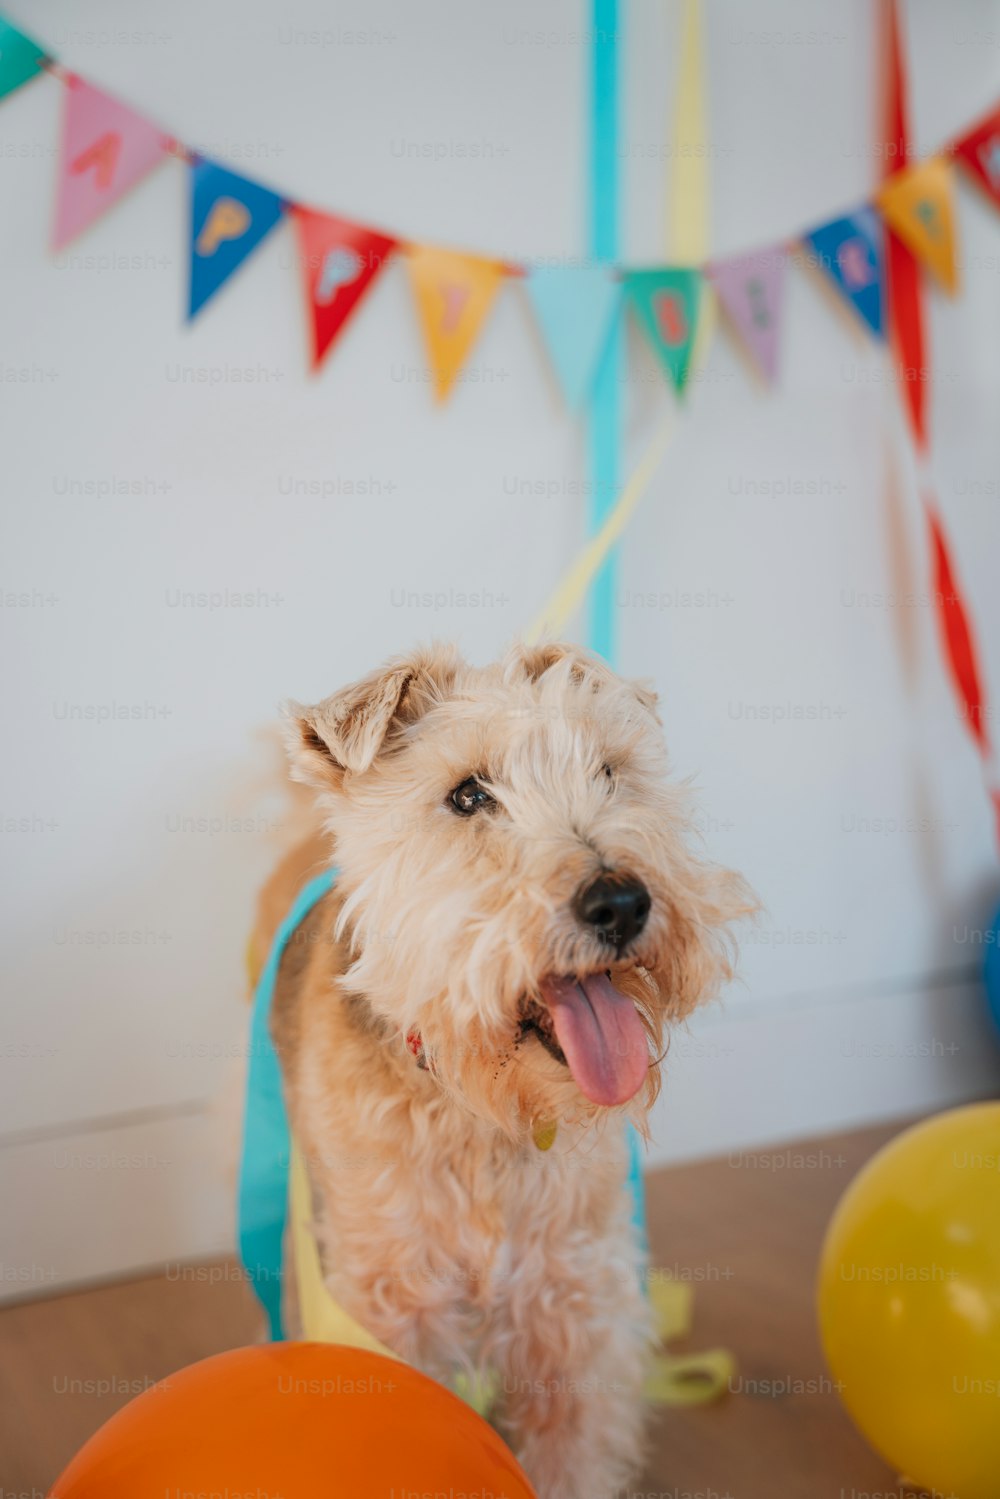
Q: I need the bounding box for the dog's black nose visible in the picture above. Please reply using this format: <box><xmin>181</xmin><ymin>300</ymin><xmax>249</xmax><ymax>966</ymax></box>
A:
<box><xmin>573</xmin><ymin>873</ymin><xmax>651</xmax><ymax>950</ymax></box>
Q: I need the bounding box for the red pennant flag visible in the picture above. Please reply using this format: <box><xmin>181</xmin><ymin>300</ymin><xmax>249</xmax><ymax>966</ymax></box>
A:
<box><xmin>952</xmin><ymin>103</ymin><xmax>1000</xmax><ymax>210</ymax></box>
<box><xmin>293</xmin><ymin>208</ymin><xmax>397</xmax><ymax>370</ymax></box>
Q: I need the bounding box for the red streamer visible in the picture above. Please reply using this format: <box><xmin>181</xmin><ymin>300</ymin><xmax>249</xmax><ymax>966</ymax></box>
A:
<box><xmin>881</xmin><ymin>0</ymin><xmax>927</xmax><ymax>449</ymax></box>
<box><xmin>926</xmin><ymin>505</ymin><xmax>990</xmax><ymax>758</ymax></box>
<box><xmin>881</xmin><ymin>0</ymin><xmax>998</xmax><ymax>845</ymax></box>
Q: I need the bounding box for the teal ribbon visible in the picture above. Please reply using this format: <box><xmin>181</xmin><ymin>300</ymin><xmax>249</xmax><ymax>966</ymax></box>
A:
<box><xmin>237</xmin><ymin>867</ymin><xmax>337</xmax><ymax>1338</ymax></box>
<box><xmin>587</xmin><ymin>0</ymin><xmax>622</xmax><ymax>664</ymax></box>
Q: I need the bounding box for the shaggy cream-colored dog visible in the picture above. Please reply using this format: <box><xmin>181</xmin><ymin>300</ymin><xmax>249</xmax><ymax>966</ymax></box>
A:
<box><xmin>253</xmin><ymin>640</ymin><xmax>750</xmax><ymax>1499</ymax></box>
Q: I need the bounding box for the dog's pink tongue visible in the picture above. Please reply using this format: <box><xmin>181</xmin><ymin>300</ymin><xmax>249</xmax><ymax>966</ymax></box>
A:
<box><xmin>540</xmin><ymin>973</ymin><xmax>649</xmax><ymax>1107</ymax></box>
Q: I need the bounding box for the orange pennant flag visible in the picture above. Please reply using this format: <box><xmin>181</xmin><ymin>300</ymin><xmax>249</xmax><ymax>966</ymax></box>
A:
<box><xmin>406</xmin><ymin>245</ymin><xmax>506</xmax><ymax>401</ymax></box>
<box><xmin>876</xmin><ymin>155</ymin><xmax>959</xmax><ymax>293</ymax></box>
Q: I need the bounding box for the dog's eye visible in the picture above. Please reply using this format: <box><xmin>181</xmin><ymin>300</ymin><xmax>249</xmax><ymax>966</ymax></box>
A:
<box><xmin>601</xmin><ymin>763</ymin><xmax>615</xmax><ymax>786</ymax></box>
<box><xmin>449</xmin><ymin>777</ymin><xmax>496</xmax><ymax>816</ymax></box>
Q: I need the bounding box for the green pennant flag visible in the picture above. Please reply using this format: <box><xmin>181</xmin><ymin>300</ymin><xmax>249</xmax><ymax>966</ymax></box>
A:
<box><xmin>0</xmin><ymin>16</ymin><xmax>46</xmax><ymax>102</ymax></box>
<box><xmin>625</xmin><ymin>268</ymin><xmax>702</xmax><ymax>394</ymax></box>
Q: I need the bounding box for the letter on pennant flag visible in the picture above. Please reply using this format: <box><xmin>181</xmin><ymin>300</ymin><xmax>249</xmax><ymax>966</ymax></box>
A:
<box><xmin>705</xmin><ymin>247</ymin><xmax>787</xmax><ymax>384</ymax></box>
<box><xmin>52</xmin><ymin>75</ymin><xmax>171</xmax><ymax>249</ymax></box>
<box><xmin>624</xmin><ymin>269</ymin><xmax>701</xmax><ymax>394</ymax></box>
<box><xmin>952</xmin><ymin>103</ymin><xmax>1000</xmax><ymax>210</ymax></box>
<box><xmin>0</xmin><ymin>16</ymin><xmax>46</xmax><ymax>101</ymax></box>
<box><xmin>525</xmin><ymin>265</ymin><xmax>620</xmax><ymax>409</ymax></box>
<box><xmin>189</xmin><ymin>158</ymin><xmax>286</xmax><ymax>319</ymax></box>
<box><xmin>406</xmin><ymin>245</ymin><xmax>506</xmax><ymax>402</ymax></box>
<box><xmin>876</xmin><ymin>155</ymin><xmax>959</xmax><ymax>293</ymax></box>
<box><xmin>293</xmin><ymin>208</ymin><xmax>397</xmax><ymax>370</ymax></box>
<box><xmin>805</xmin><ymin>208</ymin><xmax>885</xmax><ymax>338</ymax></box>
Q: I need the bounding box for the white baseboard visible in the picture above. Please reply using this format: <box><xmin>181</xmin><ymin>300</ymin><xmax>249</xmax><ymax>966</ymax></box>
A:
<box><xmin>0</xmin><ymin>1107</ymin><xmax>234</xmax><ymax>1304</ymax></box>
<box><xmin>3</xmin><ymin>971</ymin><xmax>997</xmax><ymax>1301</ymax></box>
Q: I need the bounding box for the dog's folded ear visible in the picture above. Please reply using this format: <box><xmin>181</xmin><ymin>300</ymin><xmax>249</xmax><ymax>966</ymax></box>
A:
<box><xmin>284</xmin><ymin>647</ymin><xmax>458</xmax><ymax>786</ymax></box>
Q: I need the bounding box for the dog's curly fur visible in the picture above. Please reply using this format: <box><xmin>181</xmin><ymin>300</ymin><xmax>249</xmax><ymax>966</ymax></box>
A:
<box><xmin>251</xmin><ymin>640</ymin><xmax>753</xmax><ymax>1499</ymax></box>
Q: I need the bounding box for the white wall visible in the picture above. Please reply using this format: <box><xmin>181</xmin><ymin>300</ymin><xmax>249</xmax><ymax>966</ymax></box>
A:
<box><xmin>2</xmin><ymin>0</ymin><xmax>999</xmax><ymax>1296</ymax></box>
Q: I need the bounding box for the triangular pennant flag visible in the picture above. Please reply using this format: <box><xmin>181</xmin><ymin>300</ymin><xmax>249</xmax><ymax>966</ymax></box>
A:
<box><xmin>525</xmin><ymin>265</ymin><xmax>620</xmax><ymax>409</ymax></box>
<box><xmin>952</xmin><ymin>104</ymin><xmax>1000</xmax><ymax>210</ymax></box>
<box><xmin>0</xmin><ymin>16</ymin><xmax>46</xmax><ymax>101</ymax></box>
<box><xmin>705</xmin><ymin>247</ymin><xmax>787</xmax><ymax>383</ymax></box>
<box><xmin>624</xmin><ymin>269</ymin><xmax>701</xmax><ymax>394</ymax></box>
<box><xmin>876</xmin><ymin>155</ymin><xmax>959</xmax><ymax>293</ymax></box>
<box><xmin>293</xmin><ymin>208</ymin><xmax>397</xmax><ymax>370</ymax></box>
<box><xmin>52</xmin><ymin>75</ymin><xmax>171</xmax><ymax>249</ymax></box>
<box><xmin>406</xmin><ymin>245</ymin><xmax>506</xmax><ymax>401</ymax></box>
<box><xmin>189</xmin><ymin>158</ymin><xmax>286</xmax><ymax>319</ymax></box>
<box><xmin>805</xmin><ymin>208</ymin><xmax>886</xmax><ymax>338</ymax></box>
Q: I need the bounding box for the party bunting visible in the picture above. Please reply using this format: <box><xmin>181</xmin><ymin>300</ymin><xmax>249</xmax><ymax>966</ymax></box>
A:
<box><xmin>876</xmin><ymin>155</ymin><xmax>959</xmax><ymax>293</ymax></box>
<box><xmin>406</xmin><ymin>245</ymin><xmax>506</xmax><ymax>402</ymax></box>
<box><xmin>188</xmin><ymin>158</ymin><xmax>285</xmax><ymax>319</ymax></box>
<box><xmin>52</xmin><ymin>75</ymin><xmax>171</xmax><ymax>250</ymax></box>
<box><xmin>805</xmin><ymin>208</ymin><xmax>885</xmax><ymax>339</ymax></box>
<box><xmin>953</xmin><ymin>103</ymin><xmax>1000</xmax><ymax>210</ymax></box>
<box><xmin>525</xmin><ymin>265</ymin><xmax>619</xmax><ymax>409</ymax></box>
<box><xmin>0</xmin><ymin>15</ymin><xmax>44</xmax><ymax>101</ymax></box>
<box><xmin>706</xmin><ymin>247</ymin><xmax>786</xmax><ymax>384</ymax></box>
<box><xmin>293</xmin><ymin>208</ymin><xmax>397</xmax><ymax>370</ymax></box>
<box><xmin>624</xmin><ymin>269</ymin><xmax>701</xmax><ymax>394</ymax></box>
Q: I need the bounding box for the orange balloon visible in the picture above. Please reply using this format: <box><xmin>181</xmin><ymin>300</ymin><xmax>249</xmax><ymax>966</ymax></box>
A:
<box><xmin>49</xmin><ymin>1342</ymin><xmax>537</xmax><ymax>1499</ymax></box>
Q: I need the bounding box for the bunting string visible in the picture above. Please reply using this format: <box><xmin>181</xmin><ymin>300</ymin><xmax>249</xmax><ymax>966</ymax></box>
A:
<box><xmin>0</xmin><ymin>11</ymin><xmax>995</xmax><ymax>406</ymax></box>
<box><xmin>2</xmin><ymin>7</ymin><xmax>998</xmax><ymax>845</ymax></box>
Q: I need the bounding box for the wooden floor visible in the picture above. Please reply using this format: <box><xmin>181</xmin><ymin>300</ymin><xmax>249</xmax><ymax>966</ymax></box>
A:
<box><xmin>1</xmin><ymin>1118</ymin><xmax>929</xmax><ymax>1497</ymax></box>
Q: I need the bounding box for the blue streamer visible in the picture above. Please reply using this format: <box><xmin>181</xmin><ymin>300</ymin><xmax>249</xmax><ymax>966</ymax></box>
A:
<box><xmin>237</xmin><ymin>868</ymin><xmax>337</xmax><ymax>1339</ymax></box>
<box><xmin>587</xmin><ymin>0</ymin><xmax>622</xmax><ymax>664</ymax></box>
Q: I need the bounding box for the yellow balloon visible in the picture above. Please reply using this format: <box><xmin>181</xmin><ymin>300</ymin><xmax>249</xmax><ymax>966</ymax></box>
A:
<box><xmin>818</xmin><ymin>1103</ymin><xmax>1000</xmax><ymax>1499</ymax></box>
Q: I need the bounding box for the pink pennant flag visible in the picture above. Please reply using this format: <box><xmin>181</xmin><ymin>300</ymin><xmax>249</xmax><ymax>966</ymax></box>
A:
<box><xmin>706</xmin><ymin>246</ymin><xmax>787</xmax><ymax>383</ymax></box>
<box><xmin>53</xmin><ymin>74</ymin><xmax>172</xmax><ymax>250</ymax></box>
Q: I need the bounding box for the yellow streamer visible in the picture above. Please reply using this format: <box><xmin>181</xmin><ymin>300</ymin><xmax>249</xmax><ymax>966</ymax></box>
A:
<box><xmin>291</xmin><ymin>1138</ymin><xmax>732</xmax><ymax>1409</ymax></box>
<box><xmin>286</xmin><ymin>5</ymin><xmax>733</xmax><ymax>1413</ymax></box>
<box><xmin>526</xmin><ymin>414</ymin><xmax>675</xmax><ymax>643</ymax></box>
<box><xmin>667</xmin><ymin>0</ymin><xmax>710</xmax><ymax>263</ymax></box>
<box><xmin>669</xmin><ymin>0</ymin><xmax>715</xmax><ymax>370</ymax></box>
<box><xmin>290</xmin><ymin>1139</ymin><xmax>399</xmax><ymax>1357</ymax></box>
<box><xmin>644</xmin><ymin>1275</ymin><xmax>736</xmax><ymax>1406</ymax></box>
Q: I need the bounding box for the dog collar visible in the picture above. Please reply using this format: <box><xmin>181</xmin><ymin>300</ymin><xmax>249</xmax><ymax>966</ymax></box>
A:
<box><xmin>404</xmin><ymin>1027</ymin><xmax>429</xmax><ymax>1071</ymax></box>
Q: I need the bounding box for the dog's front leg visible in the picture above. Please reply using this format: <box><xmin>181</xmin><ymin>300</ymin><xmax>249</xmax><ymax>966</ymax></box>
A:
<box><xmin>493</xmin><ymin>1247</ymin><xmax>654</xmax><ymax>1499</ymax></box>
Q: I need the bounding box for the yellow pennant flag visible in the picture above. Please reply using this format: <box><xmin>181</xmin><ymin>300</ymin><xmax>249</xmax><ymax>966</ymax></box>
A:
<box><xmin>407</xmin><ymin>244</ymin><xmax>506</xmax><ymax>401</ymax></box>
<box><xmin>876</xmin><ymin>154</ymin><xmax>959</xmax><ymax>293</ymax></box>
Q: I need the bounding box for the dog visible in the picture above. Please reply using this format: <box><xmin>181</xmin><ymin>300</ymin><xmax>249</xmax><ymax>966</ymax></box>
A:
<box><xmin>252</xmin><ymin>640</ymin><xmax>751</xmax><ymax>1499</ymax></box>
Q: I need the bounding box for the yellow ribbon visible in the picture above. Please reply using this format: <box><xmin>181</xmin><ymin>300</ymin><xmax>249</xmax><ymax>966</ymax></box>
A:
<box><xmin>283</xmin><ymin>0</ymin><xmax>733</xmax><ymax>1414</ymax></box>
<box><xmin>290</xmin><ymin>1140</ymin><xmax>399</xmax><ymax>1357</ymax></box>
<box><xmin>292</xmin><ymin>1138</ymin><xmax>732</xmax><ymax>1409</ymax></box>
<box><xmin>644</xmin><ymin>1276</ymin><xmax>736</xmax><ymax>1406</ymax></box>
<box><xmin>669</xmin><ymin>0</ymin><xmax>715</xmax><ymax>368</ymax></box>
<box><xmin>526</xmin><ymin>414</ymin><xmax>675</xmax><ymax>642</ymax></box>
<box><xmin>529</xmin><ymin>0</ymin><xmax>715</xmax><ymax>644</ymax></box>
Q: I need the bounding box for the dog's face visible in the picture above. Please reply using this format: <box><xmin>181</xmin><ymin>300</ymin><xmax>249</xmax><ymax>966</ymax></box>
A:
<box><xmin>287</xmin><ymin>642</ymin><xmax>752</xmax><ymax>1136</ymax></box>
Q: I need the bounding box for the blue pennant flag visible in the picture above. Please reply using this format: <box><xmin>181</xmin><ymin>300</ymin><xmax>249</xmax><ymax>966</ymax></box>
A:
<box><xmin>526</xmin><ymin>264</ymin><xmax>620</xmax><ymax>409</ymax></box>
<box><xmin>188</xmin><ymin>158</ymin><xmax>285</xmax><ymax>319</ymax></box>
<box><xmin>805</xmin><ymin>207</ymin><xmax>885</xmax><ymax>339</ymax></box>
